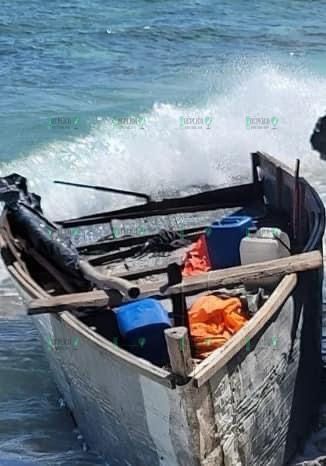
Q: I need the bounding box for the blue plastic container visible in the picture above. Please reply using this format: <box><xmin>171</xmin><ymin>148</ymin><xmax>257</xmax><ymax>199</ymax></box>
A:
<box><xmin>116</xmin><ymin>298</ymin><xmax>171</xmax><ymax>366</ymax></box>
<box><xmin>206</xmin><ymin>215</ymin><xmax>252</xmax><ymax>268</ymax></box>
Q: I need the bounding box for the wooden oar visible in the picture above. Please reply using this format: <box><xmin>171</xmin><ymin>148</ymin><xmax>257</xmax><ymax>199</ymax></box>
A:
<box><xmin>54</xmin><ymin>180</ymin><xmax>152</xmax><ymax>203</ymax></box>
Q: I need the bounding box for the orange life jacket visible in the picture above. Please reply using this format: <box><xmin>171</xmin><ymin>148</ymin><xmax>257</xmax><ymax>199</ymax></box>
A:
<box><xmin>182</xmin><ymin>234</ymin><xmax>211</xmax><ymax>277</ymax></box>
<box><xmin>188</xmin><ymin>294</ymin><xmax>249</xmax><ymax>359</ymax></box>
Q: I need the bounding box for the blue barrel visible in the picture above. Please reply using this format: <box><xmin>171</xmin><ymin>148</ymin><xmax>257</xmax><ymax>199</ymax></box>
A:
<box><xmin>116</xmin><ymin>298</ymin><xmax>171</xmax><ymax>366</ymax></box>
<box><xmin>206</xmin><ymin>215</ymin><xmax>252</xmax><ymax>268</ymax></box>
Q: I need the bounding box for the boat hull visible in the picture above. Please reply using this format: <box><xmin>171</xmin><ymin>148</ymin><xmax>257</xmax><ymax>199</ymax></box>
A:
<box><xmin>2</xmin><ymin>152</ymin><xmax>325</xmax><ymax>465</ymax></box>
<box><xmin>13</xmin><ymin>280</ymin><xmax>204</xmax><ymax>466</ymax></box>
<box><xmin>10</xmin><ymin>268</ymin><xmax>322</xmax><ymax>466</ymax></box>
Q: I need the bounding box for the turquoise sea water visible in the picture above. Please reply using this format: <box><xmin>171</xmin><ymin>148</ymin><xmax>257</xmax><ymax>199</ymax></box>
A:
<box><xmin>1</xmin><ymin>1</ymin><xmax>326</xmax><ymax>464</ymax></box>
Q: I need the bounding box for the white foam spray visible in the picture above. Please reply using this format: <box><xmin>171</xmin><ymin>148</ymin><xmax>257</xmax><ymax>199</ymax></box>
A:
<box><xmin>0</xmin><ymin>64</ymin><xmax>325</xmax><ymax>220</ymax></box>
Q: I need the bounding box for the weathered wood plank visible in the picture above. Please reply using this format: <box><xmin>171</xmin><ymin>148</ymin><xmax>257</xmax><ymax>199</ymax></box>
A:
<box><xmin>28</xmin><ymin>290</ymin><xmax>109</xmax><ymax>315</ymax></box>
<box><xmin>208</xmin><ymin>293</ymin><xmax>298</xmax><ymax>465</ymax></box>
<box><xmin>8</xmin><ymin>264</ymin><xmax>47</xmax><ymax>298</ymax></box>
<box><xmin>78</xmin><ymin>225</ymin><xmax>204</xmax><ymax>253</ymax></box>
<box><xmin>191</xmin><ymin>273</ymin><xmax>298</xmax><ymax>387</ymax></box>
<box><xmin>60</xmin><ymin>311</ymin><xmax>175</xmax><ymax>388</ymax></box>
<box><xmin>164</xmin><ymin>327</ymin><xmax>192</xmax><ymax>384</ymax></box>
<box><xmin>140</xmin><ymin>250</ymin><xmax>321</xmax><ymax>297</ymax></box>
<box><xmin>28</xmin><ymin>248</ymin><xmax>75</xmax><ymax>293</ymax></box>
<box><xmin>57</xmin><ymin>182</ymin><xmax>261</xmax><ymax>228</ymax></box>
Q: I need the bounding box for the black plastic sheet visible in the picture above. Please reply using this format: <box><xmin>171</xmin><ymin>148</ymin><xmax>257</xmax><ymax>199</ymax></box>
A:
<box><xmin>1</xmin><ymin>173</ymin><xmax>84</xmax><ymax>281</ymax></box>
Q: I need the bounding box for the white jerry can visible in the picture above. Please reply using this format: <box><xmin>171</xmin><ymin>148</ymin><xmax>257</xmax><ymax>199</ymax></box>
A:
<box><xmin>240</xmin><ymin>227</ymin><xmax>291</xmax><ymax>289</ymax></box>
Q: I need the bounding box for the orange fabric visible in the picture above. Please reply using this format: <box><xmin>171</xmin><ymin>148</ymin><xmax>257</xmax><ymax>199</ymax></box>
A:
<box><xmin>189</xmin><ymin>295</ymin><xmax>249</xmax><ymax>359</ymax></box>
<box><xmin>182</xmin><ymin>234</ymin><xmax>211</xmax><ymax>277</ymax></box>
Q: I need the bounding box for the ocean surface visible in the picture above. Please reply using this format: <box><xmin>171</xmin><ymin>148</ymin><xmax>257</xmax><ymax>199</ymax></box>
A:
<box><xmin>1</xmin><ymin>0</ymin><xmax>326</xmax><ymax>464</ymax></box>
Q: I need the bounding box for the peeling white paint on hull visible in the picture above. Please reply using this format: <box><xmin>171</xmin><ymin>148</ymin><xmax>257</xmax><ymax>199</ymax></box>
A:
<box><xmin>8</xmin><ymin>266</ymin><xmax>323</xmax><ymax>466</ymax></box>
<box><xmin>32</xmin><ymin>315</ymin><xmax>199</xmax><ymax>466</ymax></box>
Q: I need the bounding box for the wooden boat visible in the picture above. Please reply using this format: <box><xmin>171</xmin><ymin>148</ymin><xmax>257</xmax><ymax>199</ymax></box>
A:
<box><xmin>0</xmin><ymin>151</ymin><xmax>324</xmax><ymax>466</ymax></box>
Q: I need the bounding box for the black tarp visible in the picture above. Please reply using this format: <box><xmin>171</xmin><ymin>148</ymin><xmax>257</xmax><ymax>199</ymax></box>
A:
<box><xmin>0</xmin><ymin>173</ymin><xmax>85</xmax><ymax>282</ymax></box>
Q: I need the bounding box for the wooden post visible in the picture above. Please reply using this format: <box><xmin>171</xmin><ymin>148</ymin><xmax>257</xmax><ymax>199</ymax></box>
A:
<box><xmin>166</xmin><ymin>263</ymin><xmax>188</xmax><ymax>328</ymax></box>
<box><xmin>292</xmin><ymin>158</ymin><xmax>301</xmax><ymax>250</ymax></box>
<box><xmin>276</xmin><ymin>166</ymin><xmax>283</xmax><ymax>210</ymax></box>
<box><xmin>251</xmin><ymin>152</ymin><xmax>259</xmax><ymax>184</ymax></box>
<box><xmin>164</xmin><ymin>327</ymin><xmax>192</xmax><ymax>385</ymax></box>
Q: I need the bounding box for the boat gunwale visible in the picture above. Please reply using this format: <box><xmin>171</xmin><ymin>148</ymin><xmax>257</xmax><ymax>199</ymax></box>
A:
<box><xmin>256</xmin><ymin>150</ymin><xmax>325</xmax><ymax>252</ymax></box>
<box><xmin>0</xmin><ymin>151</ymin><xmax>324</xmax><ymax>389</ymax></box>
<box><xmin>190</xmin><ymin>273</ymin><xmax>298</xmax><ymax>387</ymax></box>
<box><xmin>189</xmin><ymin>152</ymin><xmax>325</xmax><ymax>386</ymax></box>
<box><xmin>5</xmin><ymin>262</ymin><xmax>175</xmax><ymax>388</ymax></box>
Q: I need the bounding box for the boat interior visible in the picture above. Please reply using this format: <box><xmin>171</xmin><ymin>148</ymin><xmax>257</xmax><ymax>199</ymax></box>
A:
<box><xmin>0</xmin><ymin>151</ymin><xmax>324</xmax><ymax>374</ymax></box>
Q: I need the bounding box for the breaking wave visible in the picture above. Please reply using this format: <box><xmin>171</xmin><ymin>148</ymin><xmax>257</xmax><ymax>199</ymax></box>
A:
<box><xmin>1</xmin><ymin>63</ymin><xmax>326</xmax><ymax>220</ymax></box>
